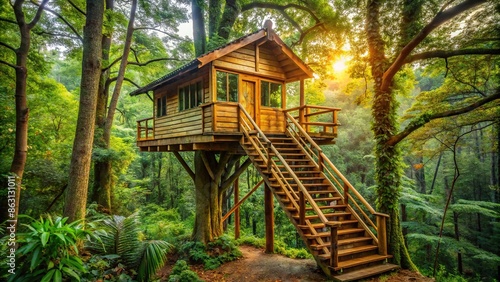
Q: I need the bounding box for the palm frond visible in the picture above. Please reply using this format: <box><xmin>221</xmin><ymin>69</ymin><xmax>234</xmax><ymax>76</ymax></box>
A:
<box><xmin>136</xmin><ymin>240</ymin><xmax>172</xmax><ymax>282</ymax></box>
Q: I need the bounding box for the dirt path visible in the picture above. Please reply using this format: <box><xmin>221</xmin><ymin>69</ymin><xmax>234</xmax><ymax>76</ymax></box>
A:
<box><xmin>160</xmin><ymin>245</ymin><xmax>434</xmax><ymax>282</ymax></box>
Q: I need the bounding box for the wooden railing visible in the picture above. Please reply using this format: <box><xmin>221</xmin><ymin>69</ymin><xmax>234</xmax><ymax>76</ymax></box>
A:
<box><xmin>137</xmin><ymin>117</ymin><xmax>154</xmax><ymax>140</ymax></box>
<box><xmin>284</xmin><ymin>105</ymin><xmax>341</xmax><ymax>137</ymax></box>
<box><xmin>284</xmin><ymin>111</ymin><xmax>389</xmax><ymax>257</ymax></box>
<box><xmin>239</xmin><ymin>105</ymin><xmax>333</xmax><ymax>225</ymax></box>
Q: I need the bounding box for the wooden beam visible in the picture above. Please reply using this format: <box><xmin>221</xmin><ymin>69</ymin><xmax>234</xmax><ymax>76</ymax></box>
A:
<box><xmin>172</xmin><ymin>151</ymin><xmax>195</xmax><ymax>181</ymax></box>
<box><xmin>234</xmin><ymin>160</ymin><xmax>240</xmax><ymax>239</ymax></box>
<box><xmin>265</xmin><ymin>183</ymin><xmax>274</xmax><ymax>253</ymax></box>
<box><xmin>223</xmin><ymin>179</ymin><xmax>263</xmax><ymax>222</ymax></box>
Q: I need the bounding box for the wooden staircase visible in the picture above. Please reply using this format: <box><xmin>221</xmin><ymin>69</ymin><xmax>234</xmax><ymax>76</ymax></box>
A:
<box><xmin>238</xmin><ymin>105</ymin><xmax>399</xmax><ymax>281</ymax></box>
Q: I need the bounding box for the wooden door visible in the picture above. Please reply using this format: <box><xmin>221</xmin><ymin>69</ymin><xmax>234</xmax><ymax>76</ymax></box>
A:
<box><xmin>241</xmin><ymin>80</ymin><xmax>256</xmax><ymax>119</ymax></box>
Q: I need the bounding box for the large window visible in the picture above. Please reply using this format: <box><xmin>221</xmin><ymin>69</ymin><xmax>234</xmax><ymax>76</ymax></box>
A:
<box><xmin>179</xmin><ymin>80</ymin><xmax>203</xmax><ymax>111</ymax></box>
<box><xmin>216</xmin><ymin>71</ymin><xmax>238</xmax><ymax>102</ymax></box>
<box><xmin>261</xmin><ymin>81</ymin><xmax>282</xmax><ymax>108</ymax></box>
<box><xmin>157</xmin><ymin>96</ymin><xmax>167</xmax><ymax>117</ymax></box>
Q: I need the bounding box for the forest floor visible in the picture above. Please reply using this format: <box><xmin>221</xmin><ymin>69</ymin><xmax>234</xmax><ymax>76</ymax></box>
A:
<box><xmin>159</xmin><ymin>245</ymin><xmax>435</xmax><ymax>282</ymax></box>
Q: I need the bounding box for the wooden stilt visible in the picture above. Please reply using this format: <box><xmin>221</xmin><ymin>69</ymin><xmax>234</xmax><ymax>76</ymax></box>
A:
<box><xmin>234</xmin><ymin>160</ymin><xmax>240</xmax><ymax>239</ymax></box>
<box><xmin>264</xmin><ymin>183</ymin><xmax>274</xmax><ymax>253</ymax></box>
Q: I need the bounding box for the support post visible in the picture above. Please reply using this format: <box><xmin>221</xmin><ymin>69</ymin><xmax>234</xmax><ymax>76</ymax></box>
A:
<box><xmin>264</xmin><ymin>183</ymin><xmax>274</xmax><ymax>253</ymax></box>
<box><xmin>376</xmin><ymin>215</ymin><xmax>388</xmax><ymax>256</ymax></box>
<box><xmin>326</xmin><ymin>222</ymin><xmax>339</xmax><ymax>268</ymax></box>
<box><xmin>299</xmin><ymin>79</ymin><xmax>305</xmax><ymax>128</ymax></box>
<box><xmin>234</xmin><ymin>160</ymin><xmax>240</xmax><ymax>239</ymax></box>
<box><xmin>343</xmin><ymin>183</ymin><xmax>349</xmax><ymax>205</ymax></box>
<box><xmin>299</xmin><ymin>191</ymin><xmax>305</xmax><ymax>225</ymax></box>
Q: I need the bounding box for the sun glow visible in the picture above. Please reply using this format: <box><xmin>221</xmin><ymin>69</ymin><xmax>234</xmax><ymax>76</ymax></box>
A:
<box><xmin>332</xmin><ymin>56</ymin><xmax>350</xmax><ymax>73</ymax></box>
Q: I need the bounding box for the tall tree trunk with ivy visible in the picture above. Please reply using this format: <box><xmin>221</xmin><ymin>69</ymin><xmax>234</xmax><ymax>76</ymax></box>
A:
<box><xmin>366</xmin><ymin>0</ymin><xmax>416</xmax><ymax>270</ymax></box>
<box><xmin>64</xmin><ymin>0</ymin><xmax>104</xmax><ymax>222</ymax></box>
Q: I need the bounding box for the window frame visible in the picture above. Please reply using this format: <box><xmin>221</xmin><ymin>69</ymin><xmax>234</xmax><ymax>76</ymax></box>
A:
<box><xmin>178</xmin><ymin>79</ymin><xmax>204</xmax><ymax>111</ymax></box>
<box><xmin>260</xmin><ymin>80</ymin><xmax>283</xmax><ymax>108</ymax></box>
<box><xmin>156</xmin><ymin>95</ymin><xmax>167</xmax><ymax>117</ymax></box>
<box><xmin>216</xmin><ymin>70</ymin><xmax>239</xmax><ymax>102</ymax></box>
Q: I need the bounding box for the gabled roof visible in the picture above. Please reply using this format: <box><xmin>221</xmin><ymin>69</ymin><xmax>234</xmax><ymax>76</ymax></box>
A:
<box><xmin>130</xmin><ymin>21</ymin><xmax>313</xmax><ymax>96</ymax></box>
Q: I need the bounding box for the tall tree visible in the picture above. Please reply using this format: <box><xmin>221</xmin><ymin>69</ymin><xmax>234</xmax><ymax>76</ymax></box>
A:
<box><xmin>0</xmin><ymin>0</ymin><xmax>49</xmax><ymax>225</ymax></box>
<box><xmin>64</xmin><ymin>0</ymin><xmax>104</xmax><ymax>222</ymax></box>
<box><xmin>365</xmin><ymin>0</ymin><xmax>499</xmax><ymax>269</ymax></box>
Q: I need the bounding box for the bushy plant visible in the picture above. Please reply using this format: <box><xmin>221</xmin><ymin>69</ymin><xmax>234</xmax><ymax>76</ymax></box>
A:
<box><xmin>235</xmin><ymin>235</ymin><xmax>265</xmax><ymax>248</ymax></box>
<box><xmin>178</xmin><ymin>235</ymin><xmax>242</xmax><ymax>270</ymax></box>
<box><xmin>168</xmin><ymin>260</ymin><xmax>203</xmax><ymax>282</ymax></box>
<box><xmin>86</xmin><ymin>214</ymin><xmax>172</xmax><ymax>282</ymax></box>
<box><xmin>8</xmin><ymin>215</ymin><xmax>89</xmax><ymax>282</ymax></box>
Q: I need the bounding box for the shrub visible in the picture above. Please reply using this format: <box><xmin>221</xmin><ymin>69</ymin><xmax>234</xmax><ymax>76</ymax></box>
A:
<box><xmin>168</xmin><ymin>260</ymin><xmax>203</xmax><ymax>282</ymax></box>
<box><xmin>178</xmin><ymin>235</ymin><xmax>242</xmax><ymax>270</ymax></box>
<box><xmin>8</xmin><ymin>215</ymin><xmax>89</xmax><ymax>282</ymax></box>
<box><xmin>86</xmin><ymin>214</ymin><xmax>172</xmax><ymax>282</ymax></box>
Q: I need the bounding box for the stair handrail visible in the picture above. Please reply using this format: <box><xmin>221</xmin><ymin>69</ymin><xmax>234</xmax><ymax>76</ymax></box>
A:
<box><xmin>239</xmin><ymin>105</ymin><xmax>330</xmax><ymax>225</ymax></box>
<box><xmin>284</xmin><ymin>111</ymin><xmax>389</xmax><ymax>236</ymax></box>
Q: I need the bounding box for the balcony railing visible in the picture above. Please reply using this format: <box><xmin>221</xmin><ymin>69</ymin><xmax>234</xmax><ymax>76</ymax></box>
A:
<box><xmin>137</xmin><ymin>117</ymin><xmax>154</xmax><ymax>140</ymax></box>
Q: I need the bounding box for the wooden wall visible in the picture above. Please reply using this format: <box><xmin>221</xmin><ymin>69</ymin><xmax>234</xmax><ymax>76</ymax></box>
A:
<box><xmin>259</xmin><ymin>107</ymin><xmax>285</xmax><ymax>132</ymax></box>
<box><xmin>213</xmin><ymin>42</ymin><xmax>286</xmax><ymax>80</ymax></box>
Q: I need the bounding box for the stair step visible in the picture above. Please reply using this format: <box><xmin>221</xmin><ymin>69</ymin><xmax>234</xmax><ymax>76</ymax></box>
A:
<box><xmin>292</xmin><ymin>212</ymin><xmax>350</xmax><ymax>221</ymax></box>
<box><xmin>310</xmin><ymin>235</ymin><xmax>372</xmax><ymax>250</ymax></box>
<box><xmin>305</xmin><ymin>204</ymin><xmax>347</xmax><ymax>211</ymax></box>
<box><xmin>305</xmin><ymin>228</ymin><xmax>365</xmax><ymax>239</ymax></box>
<box><xmin>298</xmin><ymin>219</ymin><xmax>358</xmax><ymax>230</ymax></box>
<box><xmin>317</xmin><ymin>245</ymin><xmax>378</xmax><ymax>258</ymax></box>
<box><xmin>332</xmin><ymin>263</ymin><xmax>400</xmax><ymax>282</ymax></box>
<box><xmin>333</xmin><ymin>254</ymin><xmax>391</xmax><ymax>271</ymax></box>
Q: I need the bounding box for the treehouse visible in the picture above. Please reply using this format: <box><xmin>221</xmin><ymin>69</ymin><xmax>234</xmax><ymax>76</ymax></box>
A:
<box><xmin>131</xmin><ymin>21</ymin><xmax>398</xmax><ymax>281</ymax></box>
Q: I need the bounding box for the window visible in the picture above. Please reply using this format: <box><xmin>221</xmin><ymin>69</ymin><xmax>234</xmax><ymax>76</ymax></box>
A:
<box><xmin>261</xmin><ymin>81</ymin><xmax>282</xmax><ymax>108</ymax></box>
<box><xmin>179</xmin><ymin>80</ymin><xmax>203</xmax><ymax>111</ymax></box>
<box><xmin>157</xmin><ymin>96</ymin><xmax>167</xmax><ymax>117</ymax></box>
<box><xmin>216</xmin><ymin>71</ymin><xmax>238</xmax><ymax>102</ymax></box>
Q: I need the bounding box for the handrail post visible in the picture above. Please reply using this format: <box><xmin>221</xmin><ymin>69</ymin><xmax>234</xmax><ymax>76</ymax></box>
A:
<box><xmin>326</xmin><ymin>222</ymin><xmax>339</xmax><ymax>268</ymax></box>
<box><xmin>266</xmin><ymin>141</ymin><xmax>272</xmax><ymax>173</ymax></box>
<box><xmin>137</xmin><ymin>120</ymin><xmax>141</xmax><ymax>140</ymax></box>
<box><xmin>376</xmin><ymin>215</ymin><xmax>388</xmax><ymax>256</ymax></box>
<box><xmin>318</xmin><ymin>152</ymin><xmax>323</xmax><ymax>172</ymax></box>
<box><xmin>343</xmin><ymin>183</ymin><xmax>349</xmax><ymax>205</ymax></box>
<box><xmin>299</xmin><ymin>191</ymin><xmax>305</xmax><ymax>225</ymax></box>
<box><xmin>145</xmin><ymin>119</ymin><xmax>150</xmax><ymax>139</ymax></box>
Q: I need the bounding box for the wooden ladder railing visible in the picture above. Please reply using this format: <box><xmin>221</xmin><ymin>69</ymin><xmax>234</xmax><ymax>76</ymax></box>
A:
<box><xmin>284</xmin><ymin>111</ymin><xmax>389</xmax><ymax>256</ymax></box>
<box><xmin>238</xmin><ymin>105</ymin><xmax>342</xmax><ymax>265</ymax></box>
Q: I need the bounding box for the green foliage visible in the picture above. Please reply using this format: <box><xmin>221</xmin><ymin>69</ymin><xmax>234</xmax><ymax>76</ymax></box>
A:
<box><xmin>168</xmin><ymin>260</ymin><xmax>203</xmax><ymax>282</ymax></box>
<box><xmin>86</xmin><ymin>214</ymin><xmax>172</xmax><ymax>282</ymax></box>
<box><xmin>236</xmin><ymin>235</ymin><xmax>265</xmax><ymax>248</ymax></box>
<box><xmin>8</xmin><ymin>215</ymin><xmax>89</xmax><ymax>282</ymax></box>
<box><xmin>178</xmin><ymin>235</ymin><xmax>242</xmax><ymax>270</ymax></box>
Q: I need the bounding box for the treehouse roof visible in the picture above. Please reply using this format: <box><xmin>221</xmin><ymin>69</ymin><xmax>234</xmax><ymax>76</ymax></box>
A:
<box><xmin>130</xmin><ymin>21</ymin><xmax>314</xmax><ymax>96</ymax></box>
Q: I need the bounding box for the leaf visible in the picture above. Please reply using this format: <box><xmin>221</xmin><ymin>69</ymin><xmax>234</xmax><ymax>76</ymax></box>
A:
<box><xmin>53</xmin><ymin>269</ymin><xmax>62</xmax><ymax>282</ymax></box>
<box><xmin>30</xmin><ymin>246</ymin><xmax>42</xmax><ymax>271</ymax></box>
<box><xmin>41</xmin><ymin>232</ymin><xmax>49</xmax><ymax>247</ymax></box>
<box><xmin>40</xmin><ymin>269</ymin><xmax>55</xmax><ymax>282</ymax></box>
<box><xmin>61</xmin><ymin>266</ymin><xmax>81</xmax><ymax>281</ymax></box>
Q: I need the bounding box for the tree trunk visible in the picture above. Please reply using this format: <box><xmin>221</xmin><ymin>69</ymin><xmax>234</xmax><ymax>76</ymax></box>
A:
<box><xmin>192</xmin><ymin>151</ymin><xmax>223</xmax><ymax>243</ymax></box>
<box><xmin>366</xmin><ymin>0</ymin><xmax>416</xmax><ymax>270</ymax></box>
<box><xmin>191</xmin><ymin>0</ymin><xmax>206</xmax><ymax>56</ymax></box>
<box><xmin>92</xmin><ymin>0</ymin><xmax>114</xmax><ymax>212</ymax></box>
<box><xmin>64</xmin><ymin>0</ymin><xmax>104</xmax><ymax>222</ymax></box>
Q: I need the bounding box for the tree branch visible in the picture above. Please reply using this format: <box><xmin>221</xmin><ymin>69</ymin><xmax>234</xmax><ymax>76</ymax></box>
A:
<box><xmin>291</xmin><ymin>22</ymin><xmax>325</xmax><ymax>47</ymax></box>
<box><xmin>0</xmin><ymin>59</ymin><xmax>20</xmax><ymax>69</ymax></box>
<box><xmin>106</xmin><ymin>76</ymin><xmax>141</xmax><ymax>89</ymax></box>
<box><xmin>67</xmin><ymin>0</ymin><xmax>85</xmax><ymax>16</ymax></box>
<box><xmin>241</xmin><ymin>2</ymin><xmax>320</xmax><ymax>23</ymax></box>
<box><xmin>0</xmin><ymin>41</ymin><xmax>17</xmax><ymax>53</ymax></box>
<box><xmin>128</xmin><ymin>57</ymin><xmax>190</xmax><ymax>67</ymax></box>
<box><xmin>388</xmin><ymin>89</ymin><xmax>500</xmax><ymax>146</ymax></box>
<box><xmin>133</xmin><ymin>27</ymin><xmax>189</xmax><ymax>42</ymax></box>
<box><xmin>381</xmin><ymin>0</ymin><xmax>487</xmax><ymax>92</ymax></box>
<box><xmin>31</xmin><ymin>0</ymin><xmax>83</xmax><ymax>42</ymax></box>
<box><xmin>28</xmin><ymin>0</ymin><xmax>50</xmax><ymax>29</ymax></box>
<box><xmin>221</xmin><ymin>158</ymin><xmax>252</xmax><ymax>192</ymax></box>
<box><xmin>0</xmin><ymin>16</ymin><xmax>17</xmax><ymax>25</ymax></box>
<box><xmin>404</xmin><ymin>48</ymin><xmax>500</xmax><ymax>64</ymax></box>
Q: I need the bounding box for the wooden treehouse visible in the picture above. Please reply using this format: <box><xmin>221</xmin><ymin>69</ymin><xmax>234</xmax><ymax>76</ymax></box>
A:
<box><xmin>131</xmin><ymin>22</ymin><xmax>399</xmax><ymax>281</ymax></box>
